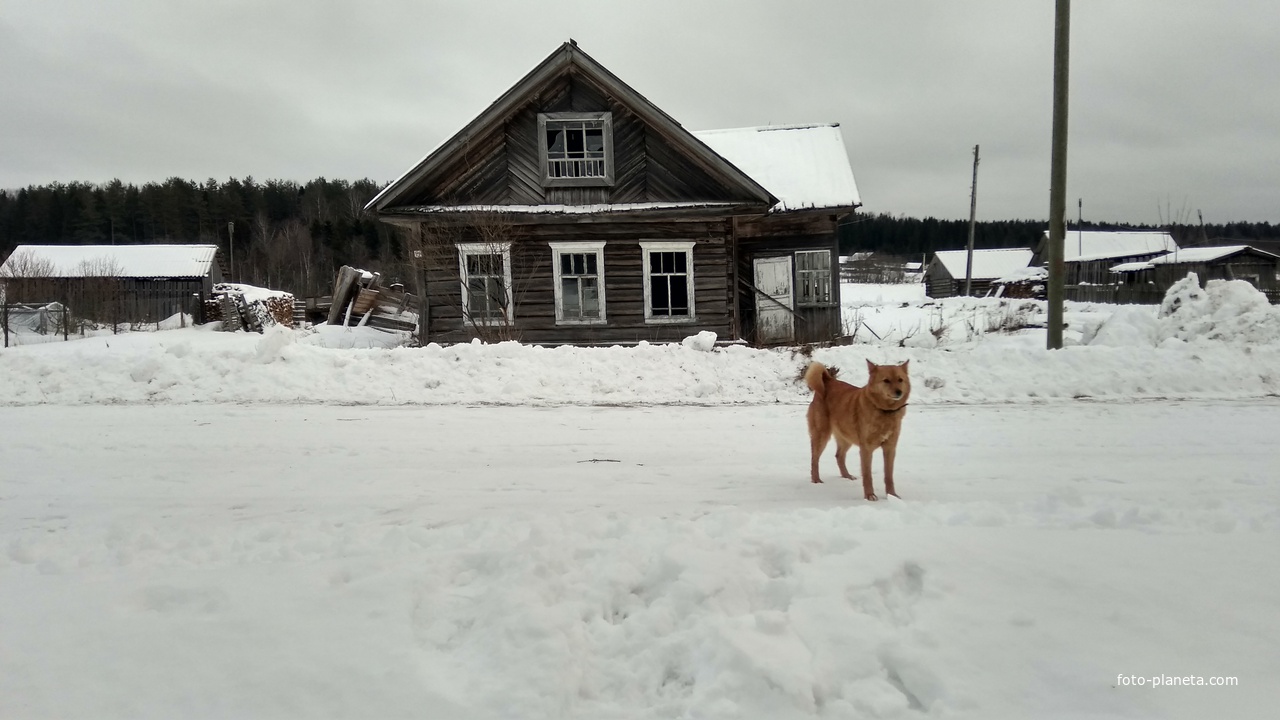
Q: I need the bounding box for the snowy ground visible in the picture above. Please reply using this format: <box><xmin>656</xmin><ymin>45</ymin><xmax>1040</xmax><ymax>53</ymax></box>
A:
<box><xmin>2</xmin><ymin>279</ymin><xmax>1279</xmax><ymax>718</ymax></box>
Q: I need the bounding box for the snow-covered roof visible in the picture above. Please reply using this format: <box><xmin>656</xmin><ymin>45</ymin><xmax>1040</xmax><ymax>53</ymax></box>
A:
<box><xmin>1</xmin><ymin>244</ymin><xmax>219</xmax><ymax>278</ymax></box>
<box><xmin>932</xmin><ymin>249</ymin><xmax>1033</xmax><ymax>280</ymax></box>
<box><xmin>1049</xmin><ymin>230</ymin><xmax>1178</xmax><ymax>262</ymax></box>
<box><xmin>1147</xmin><ymin>245</ymin><xmax>1278</xmax><ymax>264</ymax></box>
<box><xmin>693</xmin><ymin>124</ymin><xmax>861</xmax><ymax>213</ymax></box>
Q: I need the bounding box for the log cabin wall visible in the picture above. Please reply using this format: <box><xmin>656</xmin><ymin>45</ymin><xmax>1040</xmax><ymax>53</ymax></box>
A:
<box><xmin>421</xmin><ymin>219</ymin><xmax>734</xmax><ymax>345</ymax></box>
<box><xmin>409</xmin><ymin>71</ymin><xmax>746</xmax><ymax>209</ymax></box>
<box><xmin>734</xmin><ymin>213</ymin><xmax>843</xmax><ymax>345</ymax></box>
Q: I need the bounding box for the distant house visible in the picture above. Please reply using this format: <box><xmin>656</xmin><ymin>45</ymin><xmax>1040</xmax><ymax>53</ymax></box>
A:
<box><xmin>1112</xmin><ymin>245</ymin><xmax>1280</xmax><ymax>301</ymax></box>
<box><xmin>923</xmin><ymin>248</ymin><xmax>1033</xmax><ymax>298</ymax></box>
<box><xmin>366</xmin><ymin>41</ymin><xmax>860</xmax><ymax>346</ymax></box>
<box><xmin>0</xmin><ymin>244</ymin><xmax>222</xmax><ymax>325</ymax></box>
<box><xmin>1032</xmin><ymin>229</ymin><xmax>1178</xmax><ymax>286</ymax></box>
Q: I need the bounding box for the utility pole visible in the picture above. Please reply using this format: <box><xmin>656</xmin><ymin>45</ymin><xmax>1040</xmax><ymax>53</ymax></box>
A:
<box><xmin>964</xmin><ymin>144</ymin><xmax>980</xmax><ymax>296</ymax></box>
<box><xmin>227</xmin><ymin>221</ymin><xmax>235</xmax><ymax>282</ymax></box>
<box><xmin>1077</xmin><ymin>198</ymin><xmax>1082</xmax><ymax>258</ymax></box>
<box><xmin>1046</xmin><ymin>0</ymin><xmax>1071</xmax><ymax>350</ymax></box>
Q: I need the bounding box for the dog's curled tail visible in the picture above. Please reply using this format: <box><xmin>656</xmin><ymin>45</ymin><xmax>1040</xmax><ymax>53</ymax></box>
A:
<box><xmin>803</xmin><ymin>361</ymin><xmax>833</xmax><ymax>395</ymax></box>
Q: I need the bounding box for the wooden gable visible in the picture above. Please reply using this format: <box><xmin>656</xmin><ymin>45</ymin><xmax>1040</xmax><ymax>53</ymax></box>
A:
<box><xmin>369</xmin><ymin>41</ymin><xmax>775</xmax><ymax>217</ymax></box>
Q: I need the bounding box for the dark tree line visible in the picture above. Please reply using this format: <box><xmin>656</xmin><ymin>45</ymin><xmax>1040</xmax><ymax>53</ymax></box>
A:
<box><xmin>838</xmin><ymin>213</ymin><xmax>1280</xmax><ymax>259</ymax></box>
<box><xmin>4</xmin><ymin>179</ymin><xmax>1277</xmax><ymax>299</ymax></box>
<box><xmin>0</xmin><ymin>177</ymin><xmax>404</xmax><ymax>297</ymax></box>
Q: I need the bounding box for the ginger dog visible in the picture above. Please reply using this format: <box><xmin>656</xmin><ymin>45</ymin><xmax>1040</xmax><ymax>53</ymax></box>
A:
<box><xmin>804</xmin><ymin>360</ymin><xmax>910</xmax><ymax>501</ymax></box>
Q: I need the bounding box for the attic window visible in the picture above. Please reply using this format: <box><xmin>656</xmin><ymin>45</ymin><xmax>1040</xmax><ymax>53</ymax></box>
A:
<box><xmin>538</xmin><ymin>112</ymin><xmax>614</xmax><ymax>187</ymax></box>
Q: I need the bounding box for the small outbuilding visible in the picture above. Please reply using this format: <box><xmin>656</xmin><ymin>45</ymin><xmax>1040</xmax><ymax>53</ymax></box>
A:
<box><xmin>1112</xmin><ymin>245</ymin><xmax>1280</xmax><ymax>301</ymax></box>
<box><xmin>0</xmin><ymin>244</ymin><xmax>222</xmax><ymax>325</ymax></box>
<box><xmin>924</xmin><ymin>248</ymin><xmax>1033</xmax><ymax>298</ymax></box>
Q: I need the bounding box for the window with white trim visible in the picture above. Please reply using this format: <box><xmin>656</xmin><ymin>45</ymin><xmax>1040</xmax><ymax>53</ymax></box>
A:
<box><xmin>640</xmin><ymin>241</ymin><xmax>695</xmax><ymax>322</ymax></box>
<box><xmin>457</xmin><ymin>242</ymin><xmax>513</xmax><ymax>325</ymax></box>
<box><xmin>549</xmin><ymin>242</ymin><xmax>606</xmax><ymax>324</ymax></box>
<box><xmin>795</xmin><ymin>249</ymin><xmax>833</xmax><ymax>306</ymax></box>
<box><xmin>538</xmin><ymin>112</ymin><xmax>613</xmax><ymax>187</ymax></box>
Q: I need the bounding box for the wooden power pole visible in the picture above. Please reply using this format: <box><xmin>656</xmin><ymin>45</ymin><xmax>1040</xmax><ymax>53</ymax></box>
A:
<box><xmin>964</xmin><ymin>144</ymin><xmax>980</xmax><ymax>296</ymax></box>
<box><xmin>1047</xmin><ymin>0</ymin><xmax>1071</xmax><ymax>350</ymax></box>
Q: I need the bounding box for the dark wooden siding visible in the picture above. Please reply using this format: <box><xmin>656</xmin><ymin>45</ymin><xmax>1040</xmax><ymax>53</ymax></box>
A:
<box><xmin>735</xmin><ymin>214</ymin><xmax>843</xmax><ymax>345</ymax></box>
<box><xmin>399</xmin><ymin>68</ymin><xmax>755</xmax><ymax>209</ymax></box>
<box><xmin>421</xmin><ymin>221</ymin><xmax>733</xmax><ymax>345</ymax></box>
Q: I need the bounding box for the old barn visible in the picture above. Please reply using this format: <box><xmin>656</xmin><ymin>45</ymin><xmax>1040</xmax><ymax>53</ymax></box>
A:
<box><xmin>923</xmin><ymin>248</ymin><xmax>1033</xmax><ymax>298</ymax></box>
<box><xmin>366</xmin><ymin>41</ymin><xmax>860</xmax><ymax>346</ymax></box>
<box><xmin>0</xmin><ymin>244</ymin><xmax>222</xmax><ymax>326</ymax></box>
<box><xmin>1113</xmin><ymin>245</ymin><xmax>1280</xmax><ymax>302</ymax></box>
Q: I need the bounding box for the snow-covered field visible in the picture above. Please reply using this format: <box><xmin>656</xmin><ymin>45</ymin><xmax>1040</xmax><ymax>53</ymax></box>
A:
<box><xmin>2</xmin><ymin>279</ymin><xmax>1279</xmax><ymax>719</ymax></box>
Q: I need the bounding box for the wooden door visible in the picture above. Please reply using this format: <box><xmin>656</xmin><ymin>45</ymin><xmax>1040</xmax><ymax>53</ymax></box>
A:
<box><xmin>753</xmin><ymin>256</ymin><xmax>794</xmax><ymax>345</ymax></box>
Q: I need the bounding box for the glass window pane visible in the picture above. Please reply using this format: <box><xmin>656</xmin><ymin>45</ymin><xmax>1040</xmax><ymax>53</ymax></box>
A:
<box><xmin>581</xmin><ymin>278</ymin><xmax>599</xmax><ymax>318</ymax></box>
<box><xmin>561</xmin><ymin>254</ymin><xmax>571</xmax><ymax>275</ymax></box>
<box><xmin>486</xmin><ymin>278</ymin><xmax>505</xmax><ymax>314</ymax></box>
<box><xmin>814</xmin><ymin>251</ymin><xmax>830</xmax><ymax>270</ymax></box>
<box><xmin>573</xmin><ymin>254</ymin><xmax>585</xmax><ymax>275</ymax></box>
<box><xmin>650</xmin><ymin>252</ymin><xmax>662</xmax><ymax>274</ymax></box>
<box><xmin>586</xmin><ymin>253</ymin><xmax>597</xmax><ymax>275</ymax></box>
<box><xmin>561</xmin><ymin>277</ymin><xmax>580</xmax><ymax>316</ymax></box>
<box><xmin>566</xmin><ymin>128</ymin><xmax>584</xmax><ymax>155</ymax></box>
<box><xmin>674</xmin><ymin>251</ymin><xmax>687</xmax><ymax>274</ymax></box>
<box><xmin>546</xmin><ymin>129</ymin><xmax>565</xmax><ymax>155</ymax></box>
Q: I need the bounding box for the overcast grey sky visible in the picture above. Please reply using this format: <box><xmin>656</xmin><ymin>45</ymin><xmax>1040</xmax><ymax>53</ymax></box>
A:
<box><xmin>3</xmin><ymin>1</ymin><xmax>1277</xmax><ymax>223</ymax></box>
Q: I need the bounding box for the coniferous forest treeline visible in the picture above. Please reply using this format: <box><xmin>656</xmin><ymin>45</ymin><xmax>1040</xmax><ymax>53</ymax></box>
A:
<box><xmin>2</xmin><ymin>177</ymin><xmax>1277</xmax><ymax>298</ymax></box>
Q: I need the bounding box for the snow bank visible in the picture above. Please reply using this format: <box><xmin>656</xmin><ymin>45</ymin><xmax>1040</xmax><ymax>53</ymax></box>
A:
<box><xmin>3</xmin><ymin>278</ymin><xmax>1280</xmax><ymax>406</ymax></box>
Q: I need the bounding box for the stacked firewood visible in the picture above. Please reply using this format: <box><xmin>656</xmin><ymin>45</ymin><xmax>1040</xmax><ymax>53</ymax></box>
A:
<box><xmin>205</xmin><ymin>283</ymin><xmax>295</xmax><ymax>332</ymax></box>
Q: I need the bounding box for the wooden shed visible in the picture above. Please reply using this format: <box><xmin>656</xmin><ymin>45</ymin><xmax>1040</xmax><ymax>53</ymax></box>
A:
<box><xmin>1032</xmin><ymin>229</ymin><xmax>1178</xmax><ymax>286</ymax></box>
<box><xmin>367</xmin><ymin>41</ymin><xmax>861</xmax><ymax>346</ymax></box>
<box><xmin>0</xmin><ymin>244</ymin><xmax>222</xmax><ymax>325</ymax></box>
<box><xmin>1113</xmin><ymin>245</ymin><xmax>1280</xmax><ymax>302</ymax></box>
<box><xmin>923</xmin><ymin>248</ymin><xmax>1033</xmax><ymax>298</ymax></box>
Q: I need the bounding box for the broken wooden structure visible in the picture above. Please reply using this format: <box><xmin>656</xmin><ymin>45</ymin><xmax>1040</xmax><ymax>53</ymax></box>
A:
<box><xmin>325</xmin><ymin>266</ymin><xmax>421</xmax><ymax>333</ymax></box>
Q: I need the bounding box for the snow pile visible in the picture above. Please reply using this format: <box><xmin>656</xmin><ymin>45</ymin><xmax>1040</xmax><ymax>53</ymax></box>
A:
<box><xmin>681</xmin><ymin>330</ymin><xmax>718</xmax><ymax>351</ymax></box>
<box><xmin>1158</xmin><ymin>273</ymin><xmax>1280</xmax><ymax>344</ymax></box>
<box><xmin>1086</xmin><ymin>273</ymin><xmax>1280</xmax><ymax>347</ymax></box>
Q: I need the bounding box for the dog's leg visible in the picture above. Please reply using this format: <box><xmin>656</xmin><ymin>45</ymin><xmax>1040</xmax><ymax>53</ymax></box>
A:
<box><xmin>807</xmin><ymin>404</ymin><xmax>830</xmax><ymax>483</ymax></box>
<box><xmin>882</xmin><ymin>435</ymin><xmax>901</xmax><ymax>499</ymax></box>
<box><xmin>860</xmin><ymin>445</ymin><xmax>878</xmax><ymax>501</ymax></box>
<box><xmin>834</xmin><ymin>437</ymin><xmax>856</xmax><ymax>482</ymax></box>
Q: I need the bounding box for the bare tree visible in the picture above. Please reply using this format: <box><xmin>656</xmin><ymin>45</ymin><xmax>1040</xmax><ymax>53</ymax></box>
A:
<box><xmin>1</xmin><ymin>250</ymin><xmax>57</xmax><ymax>347</ymax></box>
<box><xmin>74</xmin><ymin>257</ymin><xmax>127</xmax><ymax>334</ymax></box>
<box><xmin>399</xmin><ymin>213</ymin><xmax>530</xmax><ymax>343</ymax></box>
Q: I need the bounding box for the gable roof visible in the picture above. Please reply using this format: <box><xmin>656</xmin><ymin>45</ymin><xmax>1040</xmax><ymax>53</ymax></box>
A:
<box><xmin>1112</xmin><ymin>244</ymin><xmax>1280</xmax><ymax>272</ymax></box>
<box><xmin>1043</xmin><ymin>230</ymin><xmax>1179</xmax><ymax>263</ymax></box>
<box><xmin>1147</xmin><ymin>244</ymin><xmax>1279</xmax><ymax>264</ymax></box>
<box><xmin>368</xmin><ymin>41</ymin><xmax>775</xmax><ymax>213</ymax></box>
<box><xmin>1</xmin><ymin>244</ymin><xmax>219</xmax><ymax>279</ymax></box>
<box><xmin>692</xmin><ymin>124</ymin><xmax>860</xmax><ymax>213</ymax></box>
<box><xmin>931</xmin><ymin>248</ymin><xmax>1033</xmax><ymax>280</ymax></box>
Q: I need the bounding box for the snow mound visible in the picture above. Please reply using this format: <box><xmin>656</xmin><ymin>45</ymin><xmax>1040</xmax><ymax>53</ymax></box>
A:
<box><xmin>1158</xmin><ymin>273</ymin><xmax>1280</xmax><ymax>344</ymax></box>
<box><xmin>681</xmin><ymin>331</ymin><xmax>717</xmax><ymax>352</ymax></box>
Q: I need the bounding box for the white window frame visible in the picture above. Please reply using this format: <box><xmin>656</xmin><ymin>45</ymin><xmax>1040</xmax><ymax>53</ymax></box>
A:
<box><xmin>548</xmin><ymin>241</ymin><xmax>607</xmax><ymax>325</ymax></box>
<box><xmin>537</xmin><ymin>112</ymin><xmax>614</xmax><ymax>187</ymax></box>
<box><xmin>640</xmin><ymin>240</ymin><xmax>696</xmax><ymax>324</ymax></box>
<box><xmin>795</xmin><ymin>249</ymin><xmax>834</xmax><ymax>306</ymax></box>
<box><xmin>457</xmin><ymin>241</ymin><xmax>513</xmax><ymax>327</ymax></box>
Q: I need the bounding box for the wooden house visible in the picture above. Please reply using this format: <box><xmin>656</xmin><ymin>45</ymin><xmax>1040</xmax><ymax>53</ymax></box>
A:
<box><xmin>0</xmin><ymin>244</ymin><xmax>222</xmax><ymax>325</ymax></box>
<box><xmin>923</xmin><ymin>248</ymin><xmax>1033</xmax><ymax>298</ymax></box>
<box><xmin>366</xmin><ymin>41</ymin><xmax>861</xmax><ymax>346</ymax></box>
<box><xmin>1032</xmin><ymin>229</ymin><xmax>1178</xmax><ymax>286</ymax></box>
<box><xmin>1112</xmin><ymin>245</ymin><xmax>1280</xmax><ymax>302</ymax></box>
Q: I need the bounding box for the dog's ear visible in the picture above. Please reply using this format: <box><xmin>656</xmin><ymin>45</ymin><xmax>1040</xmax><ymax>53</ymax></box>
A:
<box><xmin>900</xmin><ymin>360</ymin><xmax>910</xmax><ymax>370</ymax></box>
<box><xmin>866</xmin><ymin>359</ymin><xmax>878</xmax><ymax>376</ymax></box>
